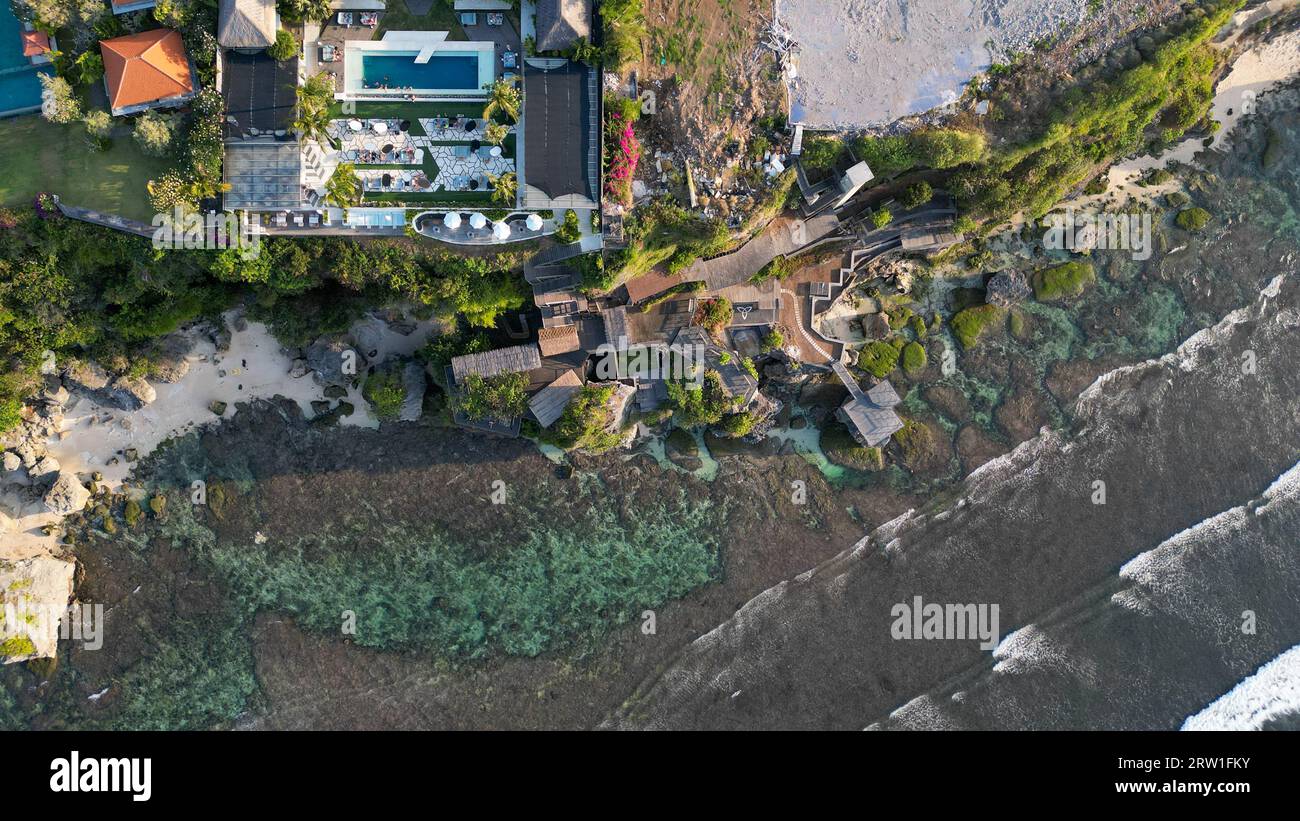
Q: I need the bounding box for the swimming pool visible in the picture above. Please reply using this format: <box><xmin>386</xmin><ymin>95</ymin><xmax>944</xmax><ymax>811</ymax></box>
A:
<box><xmin>361</xmin><ymin>52</ymin><xmax>480</xmax><ymax>91</ymax></box>
<box><xmin>0</xmin><ymin>4</ymin><xmax>50</xmax><ymax>116</ymax></box>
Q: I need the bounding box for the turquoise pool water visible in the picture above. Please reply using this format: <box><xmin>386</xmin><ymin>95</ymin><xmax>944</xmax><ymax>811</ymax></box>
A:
<box><xmin>361</xmin><ymin>52</ymin><xmax>479</xmax><ymax>91</ymax></box>
<box><xmin>0</xmin><ymin>5</ymin><xmax>50</xmax><ymax>116</ymax></box>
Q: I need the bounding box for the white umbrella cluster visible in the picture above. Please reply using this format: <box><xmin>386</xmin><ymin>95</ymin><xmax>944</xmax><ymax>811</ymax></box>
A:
<box><xmin>468</xmin><ymin>212</ymin><xmax>487</xmax><ymax>230</ymax></box>
<box><xmin>492</xmin><ymin>221</ymin><xmax>511</xmax><ymax>240</ymax></box>
<box><xmin>443</xmin><ymin>212</ymin><xmax>462</xmax><ymax>229</ymax></box>
<box><xmin>525</xmin><ymin>213</ymin><xmax>544</xmax><ymax>232</ymax></box>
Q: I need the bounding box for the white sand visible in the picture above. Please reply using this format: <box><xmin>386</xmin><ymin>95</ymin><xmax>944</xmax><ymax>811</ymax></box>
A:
<box><xmin>3</xmin><ymin>312</ymin><xmax>438</xmax><ymax>556</ymax></box>
<box><xmin>779</xmin><ymin>0</ymin><xmax>1088</xmax><ymax>127</ymax></box>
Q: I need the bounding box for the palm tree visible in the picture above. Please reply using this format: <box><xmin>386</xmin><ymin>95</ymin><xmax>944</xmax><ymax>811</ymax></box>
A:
<box><xmin>484</xmin><ymin>122</ymin><xmax>509</xmax><ymax>146</ymax></box>
<box><xmin>488</xmin><ymin>172</ymin><xmax>518</xmax><ymax>207</ymax></box>
<box><xmin>325</xmin><ymin>163</ymin><xmax>361</xmax><ymax>207</ymax></box>
<box><xmin>483</xmin><ymin>79</ymin><xmax>520</xmax><ymax>123</ymax></box>
<box><xmin>294</xmin><ymin>72</ymin><xmax>335</xmax><ymax>143</ymax></box>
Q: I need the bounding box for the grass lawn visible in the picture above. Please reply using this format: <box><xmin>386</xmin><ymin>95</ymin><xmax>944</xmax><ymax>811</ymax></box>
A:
<box><xmin>0</xmin><ymin>114</ymin><xmax>172</xmax><ymax>222</ymax></box>
<box><xmin>376</xmin><ymin>1</ymin><xmax>463</xmax><ymax>38</ymax></box>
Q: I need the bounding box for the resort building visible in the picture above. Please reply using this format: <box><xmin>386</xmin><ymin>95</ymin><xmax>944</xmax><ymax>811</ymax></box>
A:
<box><xmin>522</xmin><ymin>58</ymin><xmax>599</xmax><ymax>210</ymax></box>
<box><xmin>797</xmin><ymin>158</ymin><xmax>874</xmax><ymax>216</ymax></box>
<box><xmin>20</xmin><ymin>28</ymin><xmax>53</xmax><ymax>66</ymax></box>
<box><xmin>217</xmin><ymin>0</ymin><xmax>279</xmax><ymax>52</ymax></box>
<box><xmin>100</xmin><ymin>29</ymin><xmax>197</xmax><ymax>117</ymax></box>
<box><xmin>221</xmin><ymin>42</ymin><xmax>301</xmax><ymax>211</ymax></box>
<box><xmin>833</xmin><ymin>360</ymin><xmax>903</xmax><ymax>447</ymax></box>
<box><xmin>534</xmin><ymin>0</ymin><xmax>592</xmax><ymax>52</ymax></box>
<box><xmin>447</xmin><ymin>343</ymin><xmax>544</xmax><ymax>437</ymax></box>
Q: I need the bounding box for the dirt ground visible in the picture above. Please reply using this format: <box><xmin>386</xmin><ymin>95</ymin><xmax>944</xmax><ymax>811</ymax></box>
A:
<box><xmin>638</xmin><ymin>0</ymin><xmax>786</xmax><ymax>175</ymax></box>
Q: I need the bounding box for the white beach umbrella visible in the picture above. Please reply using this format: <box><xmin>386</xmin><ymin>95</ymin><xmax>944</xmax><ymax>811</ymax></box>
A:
<box><xmin>490</xmin><ymin>145</ymin><xmax>502</xmax><ymax>158</ymax></box>
<box><xmin>492</xmin><ymin>221</ymin><xmax>511</xmax><ymax>240</ymax></box>
<box><xmin>348</xmin><ymin>119</ymin><xmax>363</xmax><ymax>132</ymax></box>
<box><xmin>443</xmin><ymin>211</ymin><xmax>462</xmax><ymax>229</ymax></box>
<box><xmin>525</xmin><ymin>213</ymin><xmax>543</xmax><ymax>231</ymax></box>
<box><xmin>372</xmin><ymin>121</ymin><xmax>388</xmax><ymax>135</ymax></box>
<box><xmin>468</xmin><ymin>212</ymin><xmax>487</xmax><ymax>230</ymax></box>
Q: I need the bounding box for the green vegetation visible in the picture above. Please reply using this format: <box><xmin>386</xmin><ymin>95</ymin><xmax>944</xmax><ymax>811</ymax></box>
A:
<box><xmin>821</xmin><ymin>423</ymin><xmax>885</xmax><ymax>471</ymax></box>
<box><xmin>1032</xmin><ymin>260</ymin><xmax>1096</xmax><ymax>301</ymax></box>
<box><xmin>894</xmin><ymin>418</ymin><xmax>934</xmax><ymax>467</ymax></box>
<box><xmin>554</xmin><ymin>209</ymin><xmax>582</xmax><ymax>244</ymax></box>
<box><xmin>0</xmin><ymin>212</ymin><xmax>532</xmax><ymax>432</ymax></box>
<box><xmin>453</xmin><ymin>371</ymin><xmax>529</xmax><ymax>422</ymax></box>
<box><xmin>902</xmin><ymin>341</ymin><xmax>927</xmax><ymax>374</ymax></box>
<box><xmin>0</xmin><ymin>115</ymin><xmax>173</xmax><ymax>221</ymax></box>
<box><xmin>177</xmin><ymin>490</ymin><xmax>722</xmax><ymax>661</ymax></box>
<box><xmin>132</xmin><ymin>111</ymin><xmax>178</xmax><ymax>157</ymax></box>
<box><xmin>324</xmin><ymin>163</ymin><xmax>361</xmax><ymax>206</ymax></box>
<box><xmin>1176</xmin><ymin>206</ymin><xmax>1212</xmax><ymax>231</ymax></box>
<box><xmin>719</xmin><ymin>411</ymin><xmax>756</xmax><ymax>438</ymax></box>
<box><xmin>800</xmin><ymin>137</ymin><xmax>843</xmax><ymax>172</ymax></box>
<box><xmin>277</xmin><ymin>0</ymin><xmax>331</xmax><ymax>23</ymax></box>
<box><xmin>951</xmin><ymin>304</ymin><xmax>1004</xmax><ymax>349</ymax></box>
<box><xmin>900</xmin><ymin>181</ymin><xmax>934</xmax><ymax>209</ymax></box>
<box><xmin>849</xmin><ymin>129</ymin><xmax>987</xmax><ymax>178</ymax></box>
<box><xmin>665</xmin><ymin>371</ymin><xmax>739</xmax><ymax>428</ymax></box>
<box><xmin>0</xmin><ymin>636</ymin><xmax>37</xmax><ymax>659</ymax></box>
<box><xmin>600</xmin><ymin>0</ymin><xmax>648</xmax><ymax>72</ymax></box>
<box><xmin>694</xmin><ymin>297</ymin><xmax>733</xmax><ymax>335</ymax></box>
<box><xmin>548</xmin><ymin>384</ymin><xmax>623</xmax><ymax>453</ymax></box>
<box><xmin>640</xmin><ymin>280</ymin><xmax>705</xmax><ymax>309</ymax></box>
<box><xmin>859</xmin><ymin>341</ymin><xmax>900</xmax><ymax>378</ymax></box>
<box><xmin>364</xmin><ymin>371</ymin><xmax>406</xmax><ymax>421</ymax></box>
<box><xmin>761</xmin><ymin>328</ymin><xmax>785</xmax><ymax>352</ymax></box>
<box><xmin>484</xmin><ymin>78</ymin><xmax>522</xmax><ymax>124</ymax></box>
<box><xmin>294</xmin><ymin>72</ymin><xmax>335</xmax><ymax>144</ymax></box>
<box><xmin>954</xmin><ymin>0</ymin><xmax>1240</xmax><ymax>224</ymax></box>
<box><xmin>870</xmin><ymin>208</ymin><xmax>893</xmax><ymax>230</ymax></box>
<box><xmin>268</xmin><ymin>28</ymin><xmax>299</xmax><ymax>62</ymax></box>
<box><xmin>751</xmin><ymin>254</ymin><xmax>795</xmax><ymax>283</ymax></box>
<box><xmin>124</xmin><ymin>499</ymin><xmax>143</xmax><ymax>527</ymax></box>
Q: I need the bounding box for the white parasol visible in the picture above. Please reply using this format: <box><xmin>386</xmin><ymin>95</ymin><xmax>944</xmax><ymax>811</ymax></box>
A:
<box><xmin>468</xmin><ymin>212</ymin><xmax>487</xmax><ymax>230</ymax></box>
<box><xmin>492</xmin><ymin>221</ymin><xmax>511</xmax><ymax>240</ymax></box>
<box><xmin>443</xmin><ymin>211</ymin><xmax>462</xmax><ymax>229</ymax></box>
<box><xmin>525</xmin><ymin>213</ymin><xmax>543</xmax><ymax>231</ymax></box>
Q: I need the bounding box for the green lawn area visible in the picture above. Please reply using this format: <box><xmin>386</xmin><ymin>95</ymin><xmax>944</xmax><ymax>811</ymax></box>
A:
<box><xmin>0</xmin><ymin>114</ymin><xmax>172</xmax><ymax>222</ymax></box>
<box><xmin>376</xmin><ymin>1</ymin><xmax>463</xmax><ymax>38</ymax></box>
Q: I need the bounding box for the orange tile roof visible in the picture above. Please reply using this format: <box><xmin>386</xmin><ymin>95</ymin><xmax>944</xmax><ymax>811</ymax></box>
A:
<box><xmin>537</xmin><ymin>324</ymin><xmax>581</xmax><ymax>357</ymax></box>
<box><xmin>100</xmin><ymin>29</ymin><xmax>194</xmax><ymax>112</ymax></box>
<box><xmin>20</xmin><ymin>30</ymin><xmax>50</xmax><ymax>58</ymax></box>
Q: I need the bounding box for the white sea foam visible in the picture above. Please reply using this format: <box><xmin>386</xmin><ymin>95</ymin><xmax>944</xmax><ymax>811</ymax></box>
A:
<box><xmin>1182</xmin><ymin>644</ymin><xmax>1300</xmax><ymax>730</ymax></box>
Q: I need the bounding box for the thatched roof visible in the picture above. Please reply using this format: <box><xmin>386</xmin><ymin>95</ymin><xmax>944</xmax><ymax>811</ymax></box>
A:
<box><xmin>537</xmin><ymin>324</ymin><xmax>581</xmax><ymax>357</ymax></box>
<box><xmin>451</xmin><ymin>344</ymin><xmax>542</xmax><ymax>383</ymax></box>
<box><xmin>218</xmin><ymin>0</ymin><xmax>278</xmax><ymax>50</ymax></box>
<box><xmin>535</xmin><ymin>0</ymin><xmax>591</xmax><ymax>52</ymax></box>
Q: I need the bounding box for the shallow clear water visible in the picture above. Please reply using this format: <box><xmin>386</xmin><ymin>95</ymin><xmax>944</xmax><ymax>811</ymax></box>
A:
<box><xmin>361</xmin><ymin>52</ymin><xmax>479</xmax><ymax>90</ymax></box>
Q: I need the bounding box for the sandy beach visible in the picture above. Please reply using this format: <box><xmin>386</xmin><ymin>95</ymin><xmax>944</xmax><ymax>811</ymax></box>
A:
<box><xmin>1</xmin><ymin>312</ymin><xmax>438</xmax><ymax>556</ymax></box>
